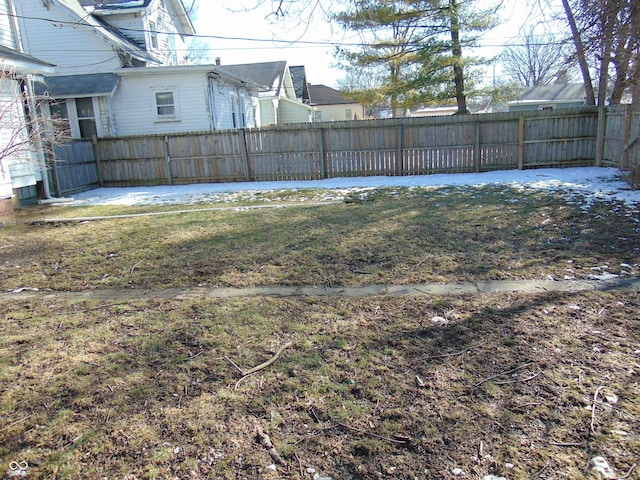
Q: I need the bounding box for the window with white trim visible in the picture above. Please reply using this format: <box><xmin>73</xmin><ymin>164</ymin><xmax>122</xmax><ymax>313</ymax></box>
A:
<box><xmin>76</xmin><ymin>97</ymin><xmax>97</xmax><ymax>138</ymax></box>
<box><xmin>153</xmin><ymin>88</ymin><xmax>179</xmax><ymax>122</ymax></box>
<box><xmin>148</xmin><ymin>20</ymin><xmax>158</xmax><ymax>50</ymax></box>
<box><xmin>345</xmin><ymin>108</ymin><xmax>353</xmax><ymax>120</ymax></box>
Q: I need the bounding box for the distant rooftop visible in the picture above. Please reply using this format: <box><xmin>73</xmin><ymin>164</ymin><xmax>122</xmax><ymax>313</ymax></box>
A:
<box><xmin>308</xmin><ymin>84</ymin><xmax>357</xmax><ymax>106</ymax></box>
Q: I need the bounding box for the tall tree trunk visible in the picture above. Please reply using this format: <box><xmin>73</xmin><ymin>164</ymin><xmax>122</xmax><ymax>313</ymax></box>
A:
<box><xmin>449</xmin><ymin>0</ymin><xmax>468</xmax><ymax>114</ymax></box>
<box><xmin>561</xmin><ymin>0</ymin><xmax>596</xmax><ymax>105</ymax></box>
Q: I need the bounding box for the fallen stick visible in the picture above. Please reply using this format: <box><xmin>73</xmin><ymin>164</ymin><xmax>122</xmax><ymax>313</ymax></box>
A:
<box><xmin>255</xmin><ymin>424</ymin><xmax>287</xmax><ymax>466</ymax></box>
<box><xmin>591</xmin><ymin>385</ymin><xmax>605</xmax><ymax>434</ymax></box>
<box><xmin>338</xmin><ymin>423</ymin><xmax>409</xmax><ymax>445</ymax></box>
<box><xmin>474</xmin><ymin>362</ymin><xmax>533</xmax><ymax>388</ymax></box>
<box><xmin>244</xmin><ymin>341</ymin><xmax>293</xmax><ymax>377</ymax></box>
<box><xmin>227</xmin><ymin>341</ymin><xmax>293</xmax><ymax>378</ymax></box>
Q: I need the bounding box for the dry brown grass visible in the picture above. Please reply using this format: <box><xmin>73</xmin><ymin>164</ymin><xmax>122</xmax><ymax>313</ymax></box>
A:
<box><xmin>1</xmin><ymin>184</ymin><xmax>639</xmax><ymax>479</ymax></box>
<box><xmin>1</xmin><ymin>290</ymin><xmax>639</xmax><ymax>479</ymax></box>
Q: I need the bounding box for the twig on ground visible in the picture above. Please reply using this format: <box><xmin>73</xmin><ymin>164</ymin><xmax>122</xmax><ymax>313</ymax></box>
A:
<box><xmin>591</xmin><ymin>385</ymin><xmax>605</xmax><ymax>434</ymax></box>
<box><xmin>0</xmin><ymin>414</ymin><xmax>33</xmax><ymax>433</ymax></box>
<box><xmin>338</xmin><ymin>423</ymin><xmax>409</xmax><ymax>445</ymax></box>
<box><xmin>130</xmin><ymin>260</ymin><xmax>144</xmax><ymax>276</ymax></box>
<box><xmin>422</xmin><ymin>348</ymin><xmax>472</xmax><ymax>361</ymax></box>
<box><xmin>244</xmin><ymin>342</ymin><xmax>293</xmax><ymax>377</ymax></box>
<box><xmin>550</xmin><ymin>441</ymin><xmax>584</xmax><ymax>447</ymax></box>
<box><xmin>474</xmin><ymin>362</ymin><xmax>533</xmax><ymax>387</ymax></box>
<box><xmin>255</xmin><ymin>424</ymin><xmax>287</xmax><ymax>466</ymax></box>
<box><xmin>620</xmin><ymin>463</ymin><xmax>637</xmax><ymax>479</ymax></box>
<box><xmin>224</xmin><ymin>356</ymin><xmax>245</xmax><ymax>376</ymax></box>
<box><xmin>411</xmin><ymin>254</ymin><xmax>432</xmax><ymax>271</ymax></box>
<box><xmin>227</xmin><ymin>341</ymin><xmax>293</xmax><ymax>385</ymax></box>
<box><xmin>494</xmin><ymin>370</ymin><xmax>541</xmax><ymax>385</ymax></box>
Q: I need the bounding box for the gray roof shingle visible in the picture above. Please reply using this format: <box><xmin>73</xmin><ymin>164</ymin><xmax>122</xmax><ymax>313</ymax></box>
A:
<box><xmin>35</xmin><ymin>73</ymin><xmax>119</xmax><ymax>98</ymax></box>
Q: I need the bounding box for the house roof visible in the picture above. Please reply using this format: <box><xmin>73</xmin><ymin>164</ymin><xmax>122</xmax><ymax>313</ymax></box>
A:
<box><xmin>216</xmin><ymin>61</ymin><xmax>288</xmax><ymax>93</ymax></box>
<box><xmin>35</xmin><ymin>73</ymin><xmax>119</xmax><ymax>98</ymax></box>
<box><xmin>55</xmin><ymin>0</ymin><xmax>162</xmax><ymax>64</ymax></box>
<box><xmin>514</xmin><ymin>83</ymin><xmax>586</xmax><ymax>103</ymax></box>
<box><xmin>308</xmin><ymin>84</ymin><xmax>357</xmax><ymax>106</ymax></box>
<box><xmin>79</xmin><ymin>0</ymin><xmax>195</xmax><ymax>35</ymax></box>
<box><xmin>79</xmin><ymin>0</ymin><xmax>153</xmax><ymax>7</ymax></box>
<box><xmin>0</xmin><ymin>45</ymin><xmax>56</xmax><ymax>75</ymax></box>
<box><xmin>289</xmin><ymin>65</ymin><xmax>309</xmax><ymax>102</ymax></box>
<box><xmin>114</xmin><ymin>64</ymin><xmax>264</xmax><ymax>90</ymax></box>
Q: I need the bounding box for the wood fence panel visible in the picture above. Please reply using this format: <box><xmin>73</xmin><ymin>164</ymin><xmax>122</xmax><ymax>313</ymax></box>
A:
<box><xmin>52</xmin><ymin>140</ymin><xmax>98</xmax><ymax>195</ymax></box>
<box><xmin>246</xmin><ymin>128</ymin><xmax>321</xmax><ymax>181</ymax></box>
<box><xmin>96</xmin><ymin>136</ymin><xmax>168</xmax><ymax>185</ymax></box>
<box><xmin>522</xmin><ymin>112</ymin><xmax>598</xmax><ymax>167</ymax></box>
<box><xmin>478</xmin><ymin>120</ymin><xmax>519</xmax><ymax>170</ymax></box>
<box><xmin>168</xmin><ymin>131</ymin><xmax>245</xmax><ymax>183</ymax></box>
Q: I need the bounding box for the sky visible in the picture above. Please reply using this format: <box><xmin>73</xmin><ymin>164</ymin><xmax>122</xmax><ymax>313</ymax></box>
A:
<box><xmin>66</xmin><ymin>167</ymin><xmax>640</xmax><ymax>209</ymax></box>
<box><xmin>186</xmin><ymin>0</ymin><xmax>567</xmax><ymax>89</ymax></box>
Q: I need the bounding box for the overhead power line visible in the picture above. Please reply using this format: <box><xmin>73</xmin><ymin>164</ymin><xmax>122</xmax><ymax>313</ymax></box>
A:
<box><xmin>9</xmin><ymin>11</ymin><xmax>570</xmax><ymax>51</ymax></box>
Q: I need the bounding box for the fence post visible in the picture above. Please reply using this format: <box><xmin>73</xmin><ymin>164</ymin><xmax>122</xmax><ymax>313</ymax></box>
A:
<box><xmin>595</xmin><ymin>107</ymin><xmax>606</xmax><ymax>167</ymax></box>
<box><xmin>396</xmin><ymin>123</ymin><xmax>404</xmax><ymax>176</ymax></box>
<box><xmin>317</xmin><ymin>127</ymin><xmax>326</xmax><ymax>179</ymax></box>
<box><xmin>517</xmin><ymin>116</ymin><xmax>525</xmax><ymax>170</ymax></box>
<box><xmin>163</xmin><ymin>135</ymin><xmax>173</xmax><ymax>185</ymax></box>
<box><xmin>92</xmin><ymin>135</ymin><xmax>103</xmax><ymax>187</ymax></box>
<box><xmin>474</xmin><ymin>121</ymin><xmax>481</xmax><ymax>172</ymax></box>
<box><xmin>240</xmin><ymin>128</ymin><xmax>251</xmax><ymax>181</ymax></box>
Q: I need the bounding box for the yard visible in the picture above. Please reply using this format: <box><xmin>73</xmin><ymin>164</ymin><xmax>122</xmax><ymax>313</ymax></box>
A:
<box><xmin>1</xmin><ymin>169</ymin><xmax>639</xmax><ymax>479</ymax></box>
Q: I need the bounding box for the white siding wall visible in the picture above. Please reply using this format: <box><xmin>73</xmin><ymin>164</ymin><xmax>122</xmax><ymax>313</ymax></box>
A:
<box><xmin>15</xmin><ymin>0</ymin><xmax>124</xmax><ymax>74</ymax></box>
<box><xmin>208</xmin><ymin>79</ymin><xmax>259</xmax><ymax>130</ymax></box>
<box><xmin>279</xmin><ymin>99</ymin><xmax>312</xmax><ymax>124</ymax></box>
<box><xmin>112</xmin><ymin>71</ymin><xmax>212</xmax><ymax>135</ymax></box>
<box><xmin>0</xmin><ymin>0</ymin><xmax>17</xmax><ymax>49</ymax></box>
<box><xmin>0</xmin><ymin>78</ymin><xmax>39</xmax><ymax>194</ymax></box>
<box><xmin>315</xmin><ymin>103</ymin><xmax>364</xmax><ymax>122</ymax></box>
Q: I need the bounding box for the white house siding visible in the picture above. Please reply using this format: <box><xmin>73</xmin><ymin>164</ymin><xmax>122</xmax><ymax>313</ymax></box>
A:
<box><xmin>208</xmin><ymin>78</ymin><xmax>259</xmax><ymax>130</ymax></box>
<box><xmin>99</xmin><ymin>0</ymin><xmax>186</xmax><ymax>66</ymax></box>
<box><xmin>14</xmin><ymin>0</ymin><xmax>124</xmax><ymax>74</ymax></box>
<box><xmin>0</xmin><ymin>0</ymin><xmax>17</xmax><ymax>49</ymax></box>
<box><xmin>315</xmin><ymin>103</ymin><xmax>364</xmax><ymax>122</ymax></box>
<box><xmin>279</xmin><ymin>98</ymin><xmax>312</xmax><ymax>124</ymax></box>
<box><xmin>259</xmin><ymin>98</ymin><xmax>277</xmax><ymax>126</ymax></box>
<box><xmin>112</xmin><ymin>71</ymin><xmax>212</xmax><ymax>135</ymax></box>
<box><xmin>0</xmin><ymin>78</ymin><xmax>39</xmax><ymax>194</ymax></box>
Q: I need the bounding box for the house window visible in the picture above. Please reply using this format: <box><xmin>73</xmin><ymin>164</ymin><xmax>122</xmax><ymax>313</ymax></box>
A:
<box><xmin>345</xmin><ymin>108</ymin><xmax>353</xmax><ymax>120</ymax></box>
<box><xmin>153</xmin><ymin>89</ymin><xmax>179</xmax><ymax>121</ymax></box>
<box><xmin>76</xmin><ymin>97</ymin><xmax>97</xmax><ymax>138</ymax></box>
<box><xmin>229</xmin><ymin>93</ymin><xmax>245</xmax><ymax>128</ymax></box>
<box><xmin>148</xmin><ymin>20</ymin><xmax>158</xmax><ymax>49</ymax></box>
<box><xmin>49</xmin><ymin>99</ymin><xmax>70</xmax><ymax>131</ymax></box>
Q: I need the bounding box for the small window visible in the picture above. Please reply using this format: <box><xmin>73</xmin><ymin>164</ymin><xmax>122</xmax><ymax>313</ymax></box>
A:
<box><xmin>76</xmin><ymin>97</ymin><xmax>97</xmax><ymax>138</ymax></box>
<box><xmin>345</xmin><ymin>108</ymin><xmax>353</xmax><ymax>120</ymax></box>
<box><xmin>153</xmin><ymin>89</ymin><xmax>179</xmax><ymax>121</ymax></box>
<box><xmin>49</xmin><ymin>99</ymin><xmax>70</xmax><ymax>131</ymax></box>
<box><xmin>148</xmin><ymin>20</ymin><xmax>158</xmax><ymax>50</ymax></box>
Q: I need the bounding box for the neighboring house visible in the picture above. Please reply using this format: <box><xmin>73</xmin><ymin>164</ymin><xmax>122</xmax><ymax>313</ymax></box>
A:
<box><xmin>308</xmin><ymin>84</ymin><xmax>365</xmax><ymax>122</ymax></box>
<box><xmin>219</xmin><ymin>61</ymin><xmax>314</xmax><ymax>126</ymax></box>
<box><xmin>36</xmin><ymin>65</ymin><xmax>262</xmax><ymax>137</ymax></box>
<box><xmin>507</xmin><ymin>84</ymin><xmax>587</xmax><ymax>112</ymax></box>
<box><xmin>1</xmin><ymin>0</ymin><xmax>57</xmax><ymax>217</ymax></box>
<box><xmin>408</xmin><ymin>105</ymin><xmax>458</xmax><ymax>117</ymax></box>
<box><xmin>13</xmin><ymin>0</ymin><xmax>195</xmax><ymax>73</ymax></box>
<box><xmin>15</xmin><ymin>0</ymin><xmax>210</xmax><ymax>138</ymax></box>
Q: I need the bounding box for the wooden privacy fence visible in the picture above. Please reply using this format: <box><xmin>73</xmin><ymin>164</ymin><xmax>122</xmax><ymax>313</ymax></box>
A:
<box><xmin>52</xmin><ymin>106</ymin><xmax>635</xmax><ymax>191</ymax></box>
